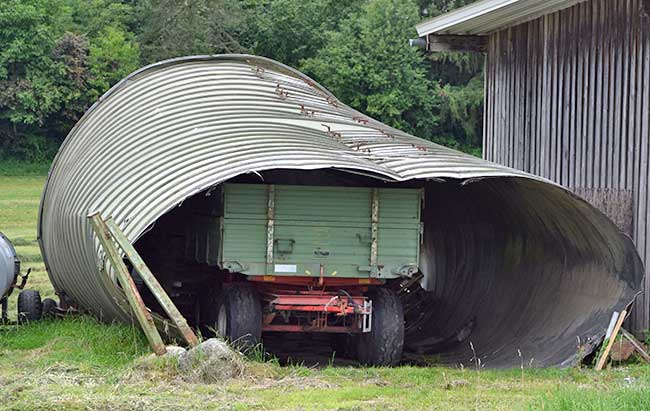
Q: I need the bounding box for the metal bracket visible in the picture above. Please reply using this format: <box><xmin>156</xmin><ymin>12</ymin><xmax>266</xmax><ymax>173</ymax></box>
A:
<box><xmin>358</xmin><ymin>265</ymin><xmax>382</xmax><ymax>278</ymax></box>
<box><xmin>275</xmin><ymin>238</ymin><xmax>295</xmax><ymax>254</ymax></box>
<box><xmin>13</xmin><ymin>268</ymin><xmax>32</xmax><ymax>290</ymax></box>
<box><xmin>266</xmin><ymin>185</ymin><xmax>275</xmax><ymax>264</ymax></box>
<box><xmin>362</xmin><ymin>300</ymin><xmax>372</xmax><ymax>333</ymax></box>
<box><xmin>370</xmin><ymin>188</ymin><xmax>379</xmax><ymax>267</ymax></box>
<box><xmin>392</xmin><ymin>264</ymin><xmax>418</xmax><ymax>278</ymax></box>
<box><xmin>1</xmin><ymin>297</ymin><xmax>7</xmax><ymax>323</ymax></box>
<box><xmin>420</xmin><ymin>222</ymin><xmax>425</xmax><ymax>245</ymax></box>
<box><xmin>222</xmin><ymin>261</ymin><xmax>249</xmax><ymax>273</ymax></box>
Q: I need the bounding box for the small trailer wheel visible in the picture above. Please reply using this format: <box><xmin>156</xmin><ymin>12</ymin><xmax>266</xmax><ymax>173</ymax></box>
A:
<box><xmin>216</xmin><ymin>283</ymin><xmax>262</xmax><ymax>350</ymax></box>
<box><xmin>356</xmin><ymin>288</ymin><xmax>404</xmax><ymax>366</ymax></box>
<box><xmin>42</xmin><ymin>298</ymin><xmax>58</xmax><ymax>318</ymax></box>
<box><xmin>17</xmin><ymin>289</ymin><xmax>42</xmax><ymax>324</ymax></box>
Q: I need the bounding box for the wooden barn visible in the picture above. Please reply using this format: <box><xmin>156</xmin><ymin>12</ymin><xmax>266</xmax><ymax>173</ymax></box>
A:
<box><xmin>416</xmin><ymin>0</ymin><xmax>650</xmax><ymax>333</ymax></box>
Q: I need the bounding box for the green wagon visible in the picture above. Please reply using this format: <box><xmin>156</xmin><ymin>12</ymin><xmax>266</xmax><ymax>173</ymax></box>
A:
<box><xmin>186</xmin><ymin>183</ymin><xmax>423</xmax><ymax>365</ymax></box>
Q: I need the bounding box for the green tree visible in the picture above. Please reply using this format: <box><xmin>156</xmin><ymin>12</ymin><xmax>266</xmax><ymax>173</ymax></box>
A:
<box><xmin>302</xmin><ymin>0</ymin><xmax>439</xmax><ymax>138</ymax></box>
<box><xmin>418</xmin><ymin>0</ymin><xmax>476</xmax><ymax>15</ymax></box>
<box><xmin>0</xmin><ymin>0</ymin><xmax>67</xmax><ymax>160</ymax></box>
<box><xmin>0</xmin><ymin>0</ymin><xmax>486</xmax><ymax>161</ymax></box>
<box><xmin>88</xmin><ymin>26</ymin><xmax>141</xmax><ymax>100</ymax></box>
<box><xmin>135</xmin><ymin>0</ymin><xmax>250</xmax><ymax>64</ymax></box>
<box><xmin>0</xmin><ymin>0</ymin><xmax>141</xmax><ymax>161</ymax></box>
<box><xmin>420</xmin><ymin>0</ymin><xmax>483</xmax><ymax>152</ymax></box>
<box><xmin>249</xmin><ymin>0</ymin><xmax>362</xmax><ymax>69</ymax></box>
<box><xmin>62</xmin><ymin>0</ymin><xmax>136</xmax><ymax>37</ymax></box>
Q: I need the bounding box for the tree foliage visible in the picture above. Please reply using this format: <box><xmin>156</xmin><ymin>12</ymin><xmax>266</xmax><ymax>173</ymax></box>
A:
<box><xmin>301</xmin><ymin>0</ymin><xmax>438</xmax><ymax>137</ymax></box>
<box><xmin>421</xmin><ymin>0</ymin><xmax>484</xmax><ymax>151</ymax></box>
<box><xmin>135</xmin><ymin>0</ymin><xmax>250</xmax><ymax>64</ymax></box>
<box><xmin>248</xmin><ymin>0</ymin><xmax>362</xmax><ymax>69</ymax></box>
<box><xmin>0</xmin><ymin>0</ymin><xmax>139</xmax><ymax>161</ymax></box>
<box><xmin>0</xmin><ymin>0</ymin><xmax>483</xmax><ymax>161</ymax></box>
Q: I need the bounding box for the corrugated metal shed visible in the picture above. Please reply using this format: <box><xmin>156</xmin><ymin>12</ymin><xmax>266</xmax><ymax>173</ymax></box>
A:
<box><xmin>416</xmin><ymin>0</ymin><xmax>589</xmax><ymax>36</ymax></box>
<box><xmin>38</xmin><ymin>54</ymin><xmax>643</xmax><ymax>367</ymax></box>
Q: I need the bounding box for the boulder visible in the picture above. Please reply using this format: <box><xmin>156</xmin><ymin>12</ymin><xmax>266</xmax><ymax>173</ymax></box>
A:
<box><xmin>177</xmin><ymin>338</ymin><xmax>245</xmax><ymax>382</ymax></box>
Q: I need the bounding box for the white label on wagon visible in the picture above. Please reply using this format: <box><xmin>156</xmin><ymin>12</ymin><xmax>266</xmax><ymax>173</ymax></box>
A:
<box><xmin>274</xmin><ymin>264</ymin><xmax>297</xmax><ymax>273</ymax></box>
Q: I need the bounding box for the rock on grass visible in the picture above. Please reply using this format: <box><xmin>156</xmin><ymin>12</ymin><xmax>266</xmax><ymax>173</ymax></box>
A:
<box><xmin>178</xmin><ymin>338</ymin><xmax>246</xmax><ymax>383</ymax></box>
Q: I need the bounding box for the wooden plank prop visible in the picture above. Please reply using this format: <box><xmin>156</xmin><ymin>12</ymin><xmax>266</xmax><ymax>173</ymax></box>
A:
<box><xmin>104</xmin><ymin>218</ymin><xmax>199</xmax><ymax>347</ymax></box>
<box><xmin>595</xmin><ymin>309</ymin><xmax>627</xmax><ymax>370</ymax></box>
<box><xmin>88</xmin><ymin>212</ymin><xmax>167</xmax><ymax>355</ymax></box>
<box><xmin>620</xmin><ymin>328</ymin><xmax>650</xmax><ymax>364</ymax></box>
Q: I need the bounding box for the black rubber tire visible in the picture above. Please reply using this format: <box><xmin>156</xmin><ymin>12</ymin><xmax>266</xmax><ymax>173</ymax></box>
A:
<box><xmin>356</xmin><ymin>288</ymin><xmax>404</xmax><ymax>366</ymax></box>
<box><xmin>42</xmin><ymin>298</ymin><xmax>57</xmax><ymax>318</ymax></box>
<box><xmin>216</xmin><ymin>283</ymin><xmax>262</xmax><ymax>350</ymax></box>
<box><xmin>17</xmin><ymin>290</ymin><xmax>42</xmax><ymax>324</ymax></box>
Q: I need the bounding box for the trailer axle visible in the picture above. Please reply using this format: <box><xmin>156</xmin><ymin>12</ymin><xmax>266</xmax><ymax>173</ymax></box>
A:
<box><xmin>261</xmin><ymin>291</ymin><xmax>372</xmax><ymax>333</ymax></box>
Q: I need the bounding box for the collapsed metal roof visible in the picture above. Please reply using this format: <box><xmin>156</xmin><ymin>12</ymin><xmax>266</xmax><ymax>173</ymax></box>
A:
<box><xmin>416</xmin><ymin>0</ymin><xmax>588</xmax><ymax>36</ymax></box>
<box><xmin>38</xmin><ymin>55</ymin><xmax>643</xmax><ymax>367</ymax></box>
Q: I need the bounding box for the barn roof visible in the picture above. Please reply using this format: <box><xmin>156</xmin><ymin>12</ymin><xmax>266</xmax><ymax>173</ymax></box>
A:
<box><xmin>416</xmin><ymin>0</ymin><xmax>588</xmax><ymax>36</ymax></box>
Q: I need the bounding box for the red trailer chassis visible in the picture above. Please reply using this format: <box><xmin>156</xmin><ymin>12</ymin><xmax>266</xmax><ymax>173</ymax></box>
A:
<box><xmin>246</xmin><ymin>276</ymin><xmax>379</xmax><ymax>334</ymax></box>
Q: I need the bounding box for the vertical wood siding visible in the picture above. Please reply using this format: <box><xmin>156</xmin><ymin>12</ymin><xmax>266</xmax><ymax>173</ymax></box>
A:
<box><xmin>484</xmin><ymin>0</ymin><xmax>650</xmax><ymax>331</ymax></box>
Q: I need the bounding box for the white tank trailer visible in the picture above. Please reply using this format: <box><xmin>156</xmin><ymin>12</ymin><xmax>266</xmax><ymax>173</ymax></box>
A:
<box><xmin>0</xmin><ymin>233</ymin><xmax>54</xmax><ymax>322</ymax></box>
<box><xmin>38</xmin><ymin>55</ymin><xmax>644</xmax><ymax>367</ymax></box>
<box><xmin>0</xmin><ymin>233</ymin><xmax>19</xmax><ymax>302</ymax></box>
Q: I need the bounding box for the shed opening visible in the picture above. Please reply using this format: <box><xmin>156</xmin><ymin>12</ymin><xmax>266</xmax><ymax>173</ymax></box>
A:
<box><xmin>131</xmin><ymin>169</ymin><xmax>639</xmax><ymax>367</ymax></box>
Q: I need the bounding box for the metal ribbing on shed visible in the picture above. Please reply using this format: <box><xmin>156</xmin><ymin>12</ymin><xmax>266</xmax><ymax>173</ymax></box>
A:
<box><xmin>484</xmin><ymin>0</ymin><xmax>650</xmax><ymax>331</ymax></box>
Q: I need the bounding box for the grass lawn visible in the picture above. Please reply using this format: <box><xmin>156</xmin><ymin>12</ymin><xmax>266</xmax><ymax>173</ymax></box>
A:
<box><xmin>0</xmin><ymin>173</ymin><xmax>54</xmax><ymax>319</ymax></box>
<box><xmin>1</xmin><ymin>166</ymin><xmax>650</xmax><ymax>410</ymax></box>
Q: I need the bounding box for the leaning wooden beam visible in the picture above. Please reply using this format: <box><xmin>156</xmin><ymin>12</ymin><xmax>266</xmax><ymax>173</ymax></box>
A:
<box><xmin>620</xmin><ymin>328</ymin><xmax>650</xmax><ymax>364</ymax></box>
<box><xmin>104</xmin><ymin>218</ymin><xmax>199</xmax><ymax>347</ymax></box>
<box><xmin>88</xmin><ymin>212</ymin><xmax>167</xmax><ymax>356</ymax></box>
<box><xmin>595</xmin><ymin>309</ymin><xmax>627</xmax><ymax>370</ymax></box>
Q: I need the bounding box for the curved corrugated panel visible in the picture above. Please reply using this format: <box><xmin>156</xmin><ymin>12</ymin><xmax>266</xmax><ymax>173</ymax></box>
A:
<box><xmin>38</xmin><ymin>55</ymin><xmax>643</xmax><ymax>367</ymax></box>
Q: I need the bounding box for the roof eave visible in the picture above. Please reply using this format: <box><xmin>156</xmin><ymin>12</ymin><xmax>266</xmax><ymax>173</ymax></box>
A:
<box><xmin>416</xmin><ymin>0</ymin><xmax>589</xmax><ymax>37</ymax></box>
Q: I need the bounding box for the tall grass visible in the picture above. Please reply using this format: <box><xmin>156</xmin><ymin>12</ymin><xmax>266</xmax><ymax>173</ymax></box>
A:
<box><xmin>0</xmin><ymin>316</ymin><xmax>149</xmax><ymax>371</ymax></box>
<box><xmin>532</xmin><ymin>388</ymin><xmax>650</xmax><ymax>411</ymax></box>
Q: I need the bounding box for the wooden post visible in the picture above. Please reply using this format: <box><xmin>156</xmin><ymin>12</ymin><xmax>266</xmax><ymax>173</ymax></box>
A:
<box><xmin>595</xmin><ymin>309</ymin><xmax>627</xmax><ymax>370</ymax></box>
<box><xmin>88</xmin><ymin>212</ymin><xmax>167</xmax><ymax>356</ymax></box>
<box><xmin>104</xmin><ymin>218</ymin><xmax>199</xmax><ymax>347</ymax></box>
<box><xmin>620</xmin><ymin>328</ymin><xmax>650</xmax><ymax>364</ymax></box>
